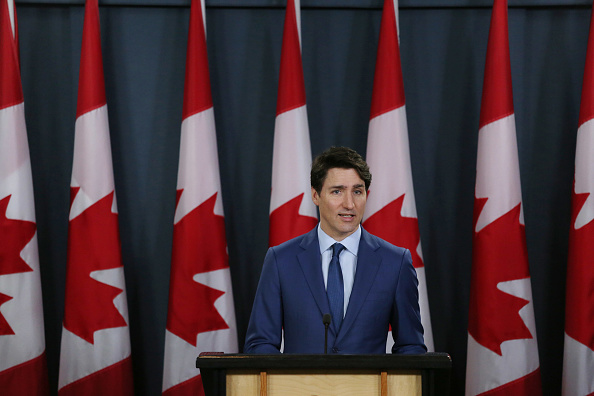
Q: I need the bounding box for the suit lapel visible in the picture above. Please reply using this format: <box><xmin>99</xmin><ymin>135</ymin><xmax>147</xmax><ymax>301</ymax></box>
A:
<box><xmin>297</xmin><ymin>228</ymin><xmax>332</xmax><ymax>321</ymax></box>
<box><xmin>337</xmin><ymin>228</ymin><xmax>381</xmax><ymax>343</ymax></box>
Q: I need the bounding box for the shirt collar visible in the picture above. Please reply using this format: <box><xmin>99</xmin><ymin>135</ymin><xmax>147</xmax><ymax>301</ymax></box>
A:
<box><xmin>317</xmin><ymin>224</ymin><xmax>361</xmax><ymax>256</ymax></box>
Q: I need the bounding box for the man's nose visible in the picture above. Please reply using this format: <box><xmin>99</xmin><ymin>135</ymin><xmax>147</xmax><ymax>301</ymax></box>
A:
<box><xmin>343</xmin><ymin>193</ymin><xmax>354</xmax><ymax>209</ymax></box>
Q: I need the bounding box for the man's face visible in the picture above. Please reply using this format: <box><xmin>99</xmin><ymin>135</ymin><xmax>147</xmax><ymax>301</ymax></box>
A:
<box><xmin>312</xmin><ymin>167</ymin><xmax>367</xmax><ymax>241</ymax></box>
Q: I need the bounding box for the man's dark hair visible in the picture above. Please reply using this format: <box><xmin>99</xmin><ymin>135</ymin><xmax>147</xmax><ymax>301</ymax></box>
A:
<box><xmin>310</xmin><ymin>146</ymin><xmax>372</xmax><ymax>193</ymax></box>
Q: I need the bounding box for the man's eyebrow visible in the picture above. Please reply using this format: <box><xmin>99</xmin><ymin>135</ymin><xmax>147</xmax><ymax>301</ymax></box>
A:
<box><xmin>327</xmin><ymin>184</ymin><xmax>365</xmax><ymax>189</ymax></box>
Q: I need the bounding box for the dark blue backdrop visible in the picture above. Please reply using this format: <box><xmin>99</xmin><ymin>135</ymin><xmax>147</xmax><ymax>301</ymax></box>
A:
<box><xmin>14</xmin><ymin>0</ymin><xmax>589</xmax><ymax>394</ymax></box>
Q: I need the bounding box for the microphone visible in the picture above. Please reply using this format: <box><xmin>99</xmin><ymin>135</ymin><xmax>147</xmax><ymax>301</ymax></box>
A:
<box><xmin>323</xmin><ymin>313</ymin><xmax>331</xmax><ymax>354</ymax></box>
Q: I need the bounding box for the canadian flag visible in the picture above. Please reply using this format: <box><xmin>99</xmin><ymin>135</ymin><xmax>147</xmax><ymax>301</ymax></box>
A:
<box><xmin>361</xmin><ymin>0</ymin><xmax>434</xmax><ymax>353</ymax></box>
<box><xmin>268</xmin><ymin>0</ymin><xmax>317</xmax><ymax>247</ymax></box>
<box><xmin>162</xmin><ymin>0</ymin><xmax>238</xmax><ymax>394</ymax></box>
<box><xmin>0</xmin><ymin>0</ymin><xmax>50</xmax><ymax>393</ymax></box>
<box><xmin>58</xmin><ymin>0</ymin><xmax>134</xmax><ymax>394</ymax></box>
<box><xmin>465</xmin><ymin>1</ymin><xmax>541</xmax><ymax>395</ymax></box>
<box><xmin>562</xmin><ymin>4</ymin><xmax>594</xmax><ymax>396</ymax></box>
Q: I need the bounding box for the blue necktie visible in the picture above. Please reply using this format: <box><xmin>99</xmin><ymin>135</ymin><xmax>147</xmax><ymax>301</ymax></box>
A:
<box><xmin>327</xmin><ymin>243</ymin><xmax>346</xmax><ymax>332</ymax></box>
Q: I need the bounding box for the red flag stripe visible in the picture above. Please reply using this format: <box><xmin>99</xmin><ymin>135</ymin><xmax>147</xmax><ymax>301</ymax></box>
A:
<box><xmin>0</xmin><ymin>0</ymin><xmax>23</xmax><ymax>109</ymax></box>
<box><xmin>0</xmin><ymin>353</ymin><xmax>49</xmax><ymax>396</ymax></box>
<box><xmin>478</xmin><ymin>0</ymin><xmax>513</xmax><ymax>129</ymax></box>
<box><xmin>182</xmin><ymin>0</ymin><xmax>212</xmax><ymax>119</ymax></box>
<box><xmin>76</xmin><ymin>0</ymin><xmax>106</xmax><ymax>118</ymax></box>
<box><xmin>478</xmin><ymin>368</ymin><xmax>541</xmax><ymax>396</ymax></box>
<box><xmin>162</xmin><ymin>374</ymin><xmax>204</xmax><ymax>396</ymax></box>
<box><xmin>369</xmin><ymin>0</ymin><xmax>405</xmax><ymax>119</ymax></box>
<box><xmin>58</xmin><ymin>358</ymin><xmax>134</xmax><ymax>396</ymax></box>
<box><xmin>579</xmin><ymin>7</ymin><xmax>594</xmax><ymax>127</ymax></box>
<box><xmin>276</xmin><ymin>0</ymin><xmax>306</xmax><ymax>116</ymax></box>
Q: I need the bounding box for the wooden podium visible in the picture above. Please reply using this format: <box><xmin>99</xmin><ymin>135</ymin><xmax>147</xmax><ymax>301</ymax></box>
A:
<box><xmin>196</xmin><ymin>353</ymin><xmax>451</xmax><ymax>396</ymax></box>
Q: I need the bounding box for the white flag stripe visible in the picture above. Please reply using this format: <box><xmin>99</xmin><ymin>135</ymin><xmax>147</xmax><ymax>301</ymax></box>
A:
<box><xmin>58</xmin><ymin>325</ymin><xmax>132</xmax><ymax>388</ymax></box>
<box><xmin>562</xmin><ymin>333</ymin><xmax>594</xmax><ymax>396</ymax></box>
<box><xmin>70</xmin><ymin>106</ymin><xmax>116</xmax><ymax>220</ymax></box>
<box><xmin>0</xmin><ymin>236</ymin><xmax>45</xmax><ymax>372</ymax></box>
<box><xmin>269</xmin><ymin>105</ymin><xmax>316</xmax><ymax>217</ymax></box>
<box><xmin>162</xmin><ymin>267</ymin><xmax>237</xmax><ymax>391</ymax></box>
<box><xmin>466</xmin><ymin>280</ymin><xmax>539</xmax><ymax>396</ymax></box>
<box><xmin>7</xmin><ymin>0</ymin><xmax>15</xmax><ymax>37</ymax></box>
<box><xmin>574</xmin><ymin>119</ymin><xmax>594</xmax><ymax>229</ymax></box>
<box><xmin>175</xmin><ymin>108</ymin><xmax>224</xmax><ymax>223</ymax></box>
<box><xmin>364</xmin><ymin>106</ymin><xmax>417</xmax><ymax>220</ymax></box>
<box><xmin>392</xmin><ymin>0</ymin><xmax>399</xmax><ymax>39</ymax></box>
<box><xmin>293</xmin><ymin>0</ymin><xmax>302</xmax><ymax>49</ymax></box>
<box><xmin>384</xmin><ymin>266</ymin><xmax>433</xmax><ymax>353</ymax></box>
<box><xmin>0</xmin><ymin>51</ymin><xmax>47</xmax><ymax>389</ymax></box>
<box><xmin>0</xmin><ymin>158</ymin><xmax>36</xmax><ymax>223</ymax></box>
<box><xmin>474</xmin><ymin>115</ymin><xmax>523</xmax><ymax>233</ymax></box>
<box><xmin>416</xmin><ymin>266</ymin><xmax>433</xmax><ymax>351</ymax></box>
<box><xmin>0</xmin><ymin>105</ymin><xmax>29</xmax><ymax>182</ymax></box>
<box><xmin>89</xmin><ymin>267</ymin><xmax>130</xmax><ymax>324</ymax></box>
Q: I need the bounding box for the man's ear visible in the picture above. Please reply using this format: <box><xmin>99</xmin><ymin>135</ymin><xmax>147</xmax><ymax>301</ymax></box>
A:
<box><xmin>311</xmin><ymin>187</ymin><xmax>319</xmax><ymax>207</ymax></box>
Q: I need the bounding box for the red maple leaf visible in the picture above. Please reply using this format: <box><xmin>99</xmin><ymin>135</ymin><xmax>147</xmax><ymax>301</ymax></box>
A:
<box><xmin>565</xmin><ymin>191</ymin><xmax>594</xmax><ymax>350</ymax></box>
<box><xmin>269</xmin><ymin>193</ymin><xmax>318</xmax><ymax>247</ymax></box>
<box><xmin>0</xmin><ymin>195</ymin><xmax>36</xmax><ymax>336</ymax></box>
<box><xmin>166</xmin><ymin>192</ymin><xmax>230</xmax><ymax>346</ymax></box>
<box><xmin>63</xmin><ymin>189</ymin><xmax>127</xmax><ymax>344</ymax></box>
<box><xmin>363</xmin><ymin>194</ymin><xmax>423</xmax><ymax>268</ymax></box>
<box><xmin>0</xmin><ymin>293</ymin><xmax>15</xmax><ymax>335</ymax></box>
<box><xmin>468</xmin><ymin>199</ymin><xmax>533</xmax><ymax>355</ymax></box>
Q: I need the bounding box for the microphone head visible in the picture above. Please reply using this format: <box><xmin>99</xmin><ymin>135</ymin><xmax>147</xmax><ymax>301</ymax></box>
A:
<box><xmin>323</xmin><ymin>313</ymin><xmax>332</xmax><ymax>325</ymax></box>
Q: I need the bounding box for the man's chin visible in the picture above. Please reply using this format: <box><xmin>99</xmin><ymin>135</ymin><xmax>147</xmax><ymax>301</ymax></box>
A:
<box><xmin>337</xmin><ymin>226</ymin><xmax>358</xmax><ymax>238</ymax></box>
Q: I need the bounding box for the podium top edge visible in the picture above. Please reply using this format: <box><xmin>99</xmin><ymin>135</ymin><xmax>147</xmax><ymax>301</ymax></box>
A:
<box><xmin>196</xmin><ymin>352</ymin><xmax>452</xmax><ymax>370</ymax></box>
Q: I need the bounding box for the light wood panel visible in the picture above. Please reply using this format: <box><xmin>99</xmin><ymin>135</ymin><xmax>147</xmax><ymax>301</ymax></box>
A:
<box><xmin>226</xmin><ymin>369</ymin><xmax>422</xmax><ymax>396</ymax></box>
<box><xmin>227</xmin><ymin>370</ymin><xmax>260</xmax><ymax>396</ymax></box>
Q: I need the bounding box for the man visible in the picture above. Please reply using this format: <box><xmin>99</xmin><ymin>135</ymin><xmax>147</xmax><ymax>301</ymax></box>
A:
<box><xmin>244</xmin><ymin>147</ymin><xmax>426</xmax><ymax>354</ymax></box>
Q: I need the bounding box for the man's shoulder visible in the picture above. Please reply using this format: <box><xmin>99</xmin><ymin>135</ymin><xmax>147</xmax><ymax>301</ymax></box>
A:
<box><xmin>270</xmin><ymin>226</ymin><xmax>317</xmax><ymax>255</ymax></box>
<box><xmin>362</xmin><ymin>227</ymin><xmax>409</xmax><ymax>257</ymax></box>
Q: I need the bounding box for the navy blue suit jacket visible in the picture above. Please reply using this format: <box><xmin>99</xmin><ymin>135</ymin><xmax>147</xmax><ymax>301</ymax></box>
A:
<box><xmin>244</xmin><ymin>226</ymin><xmax>426</xmax><ymax>354</ymax></box>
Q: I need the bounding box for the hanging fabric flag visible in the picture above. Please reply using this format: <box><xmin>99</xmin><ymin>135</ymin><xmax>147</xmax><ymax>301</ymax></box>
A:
<box><xmin>465</xmin><ymin>1</ymin><xmax>541</xmax><ymax>395</ymax></box>
<box><xmin>269</xmin><ymin>0</ymin><xmax>317</xmax><ymax>248</ymax></box>
<box><xmin>562</xmin><ymin>4</ymin><xmax>594</xmax><ymax>395</ymax></box>
<box><xmin>362</xmin><ymin>0</ymin><xmax>434</xmax><ymax>353</ymax></box>
<box><xmin>58</xmin><ymin>0</ymin><xmax>134</xmax><ymax>394</ymax></box>
<box><xmin>0</xmin><ymin>0</ymin><xmax>50</xmax><ymax>393</ymax></box>
<box><xmin>162</xmin><ymin>0</ymin><xmax>238</xmax><ymax>395</ymax></box>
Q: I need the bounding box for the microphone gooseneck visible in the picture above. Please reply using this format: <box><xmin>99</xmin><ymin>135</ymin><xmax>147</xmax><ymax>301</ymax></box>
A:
<box><xmin>323</xmin><ymin>313</ymin><xmax>331</xmax><ymax>354</ymax></box>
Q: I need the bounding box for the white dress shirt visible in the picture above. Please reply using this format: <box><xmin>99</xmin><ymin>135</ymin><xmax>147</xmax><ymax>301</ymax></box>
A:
<box><xmin>318</xmin><ymin>224</ymin><xmax>361</xmax><ymax>318</ymax></box>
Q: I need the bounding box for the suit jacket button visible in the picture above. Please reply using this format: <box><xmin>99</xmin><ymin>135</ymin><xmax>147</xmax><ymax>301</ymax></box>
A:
<box><xmin>332</xmin><ymin>347</ymin><xmax>338</xmax><ymax>353</ymax></box>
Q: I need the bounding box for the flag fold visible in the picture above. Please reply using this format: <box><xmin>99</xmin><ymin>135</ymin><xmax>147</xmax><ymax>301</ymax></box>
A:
<box><xmin>162</xmin><ymin>0</ymin><xmax>238</xmax><ymax>394</ymax></box>
<box><xmin>466</xmin><ymin>1</ymin><xmax>541</xmax><ymax>395</ymax></box>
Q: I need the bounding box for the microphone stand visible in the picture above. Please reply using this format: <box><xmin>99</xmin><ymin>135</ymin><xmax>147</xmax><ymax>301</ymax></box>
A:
<box><xmin>323</xmin><ymin>314</ymin><xmax>331</xmax><ymax>354</ymax></box>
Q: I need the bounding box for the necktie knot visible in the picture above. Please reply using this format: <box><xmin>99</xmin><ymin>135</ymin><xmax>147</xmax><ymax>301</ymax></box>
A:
<box><xmin>332</xmin><ymin>243</ymin><xmax>345</xmax><ymax>258</ymax></box>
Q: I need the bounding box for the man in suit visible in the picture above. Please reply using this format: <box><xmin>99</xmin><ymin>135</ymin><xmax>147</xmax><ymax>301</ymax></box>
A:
<box><xmin>244</xmin><ymin>146</ymin><xmax>426</xmax><ymax>354</ymax></box>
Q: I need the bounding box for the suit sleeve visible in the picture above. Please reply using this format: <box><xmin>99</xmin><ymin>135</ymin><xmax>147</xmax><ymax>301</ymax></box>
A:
<box><xmin>244</xmin><ymin>247</ymin><xmax>283</xmax><ymax>354</ymax></box>
<box><xmin>391</xmin><ymin>249</ymin><xmax>427</xmax><ymax>354</ymax></box>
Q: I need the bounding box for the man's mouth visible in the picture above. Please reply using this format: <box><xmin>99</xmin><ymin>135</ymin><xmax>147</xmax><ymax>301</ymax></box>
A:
<box><xmin>339</xmin><ymin>214</ymin><xmax>355</xmax><ymax>219</ymax></box>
